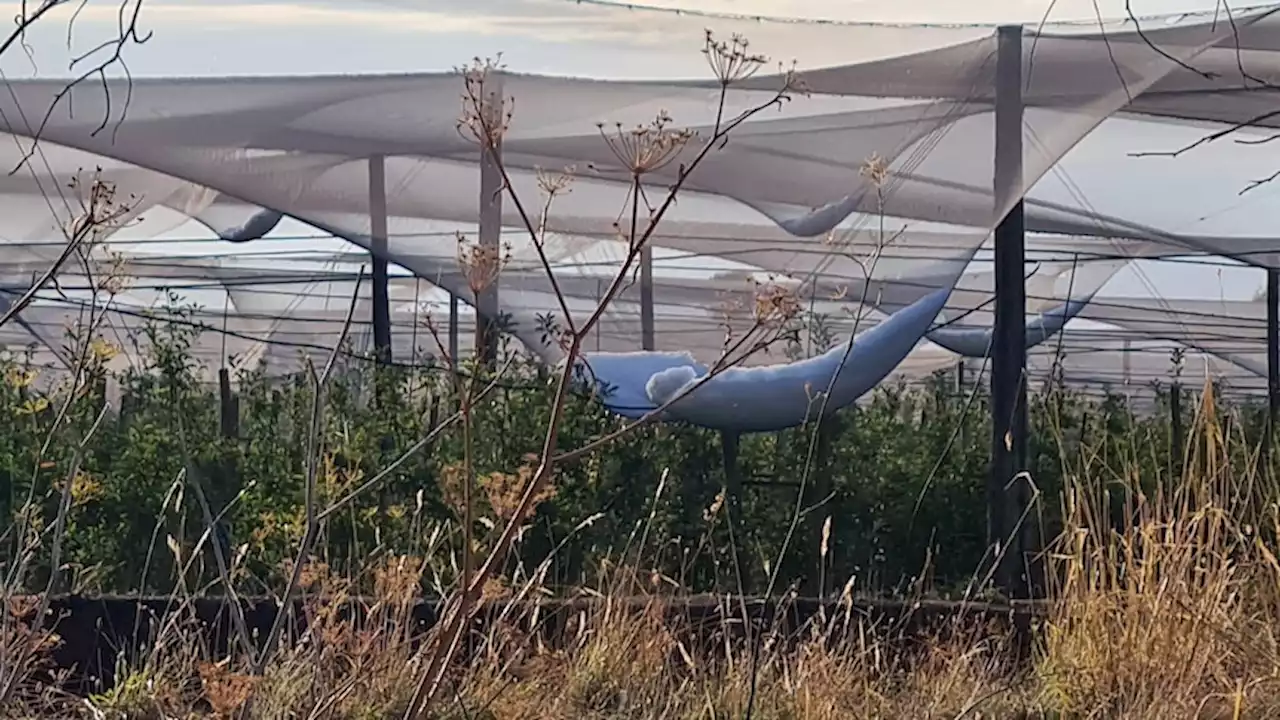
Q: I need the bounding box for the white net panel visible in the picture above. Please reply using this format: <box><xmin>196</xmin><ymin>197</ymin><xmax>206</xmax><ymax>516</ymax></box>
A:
<box><xmin>0</xmin><ymin>2</ymin><xmax>1277</xmax><ymax>427</ymax></box>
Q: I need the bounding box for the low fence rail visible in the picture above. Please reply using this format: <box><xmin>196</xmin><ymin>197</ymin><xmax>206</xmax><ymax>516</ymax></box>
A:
<box><xmin>13</xmin><ymin>594</ymin><xmax>1046</xmax><ymax>694</ymax></box>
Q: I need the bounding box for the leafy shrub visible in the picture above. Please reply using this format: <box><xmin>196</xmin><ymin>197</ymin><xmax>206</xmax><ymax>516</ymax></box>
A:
<box><xmin>1</xmin><ymin>301</ymin><xmax>1266</xmax><ymax>600</ymax></box>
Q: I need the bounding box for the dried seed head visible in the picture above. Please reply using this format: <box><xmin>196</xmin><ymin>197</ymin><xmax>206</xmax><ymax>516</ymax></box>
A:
<box><xmin>288</xmin><ymin>558</ymin><xmax>331</xmax><ymax>590</ymax></box>
<box><xmin>536</xmin><ymin>165</ymin><xmax>576</xmax><ymax>196</ymax></box>
<box><xmin>600</xmin><ymin>111</ymin><xmax>695</xmax><ymax>176</ymax></box>
<box><xmin>198</xmin><ymin>661</ymin><xmax>257</xmax><ymax>716</ymax></box>
<box><xmin>373</xmin><ymin>554</ymin><xmax>423</xmax><ymax>603</ymax></box>
<box><xmin>483</xmin><ymin>454</ymin><xmax>555</xmax><ymax>523</ymax></box>
<box><xmin>860</xmin><ymin>152</ymin><xmax>890</xmax><ymax>188</ymax></box>
<box><xmin>66</xmin><ymin>171</ymin><xmax>135</xmax><ymax>244</ymax></box>
<box><xmin>456</xmin><ymin>233</ymin><xmax>511</xmax><ymax>295</ymax></box>
<box><xmin>703</xmin><ymin>30</ymin><xmax>768</xmax><ymax>85</ymax></box>
<box><xmin>457</xmin><ymin>55</ymin><xmax>513</xmax><ymax>149</ymax></box>
<box><xmin>751</xmin><ymin>277</ymin><xmax>802</xmax><ymax>328</ymax></box>
<box><xmin>98</xmin><ymin>250</ymin><xmax>131</xmax><ymax>296</ymax></box>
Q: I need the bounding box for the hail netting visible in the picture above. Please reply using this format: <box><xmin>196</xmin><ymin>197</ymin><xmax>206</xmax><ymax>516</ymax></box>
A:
<box><xmin>0</xmin><ymin>4</ymin><xmax>1274</xmax><ymax>426</ymax></box>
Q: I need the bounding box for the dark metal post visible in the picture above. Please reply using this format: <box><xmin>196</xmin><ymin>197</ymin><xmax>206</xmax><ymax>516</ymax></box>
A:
<box><xmin>369</xmin><ymin>155</ymin><xmax>392</xmax><ymax>363</ymax></box>
<box><xmin>1267</xmin><ymin>268</ymin><xmax>1279</xmax><ymax>464</ymax></box>
<box><xmin>640</xmin><ymin>244</ymin><xmax>655</xmax><ymax>350</ymax></box>
<box><xmin>809</xmin><ymin>417</ymin><xmax>837</xmax><ymax>598</ymax></box>
<box><xmin>218</xmin><ymin>368</ymin><xmax>238</xmax><ymax>439</ymax></box>
<box><xmin>990</xmin><ymin>25</ymin><xmax>1030</xmax><ymax>600</ymax></box>
<box><xmin>1122</xmin><ymin>338</ymin><xmax>1132</xmax><ymax>386</ymax></box>
<box><xmin>448</xmin><ymin>293</ymin><xmax>460</xmax><ymax>366</ymax></box>
<box><xmin>1170</xmin><ymin>380</ymin><xmax>1183</xmax><ymax>475</ymax></box>
<box><xmin>720</xmin><ymin>431</ymin><xmax>744</xmax><ymax>588</ymax></box>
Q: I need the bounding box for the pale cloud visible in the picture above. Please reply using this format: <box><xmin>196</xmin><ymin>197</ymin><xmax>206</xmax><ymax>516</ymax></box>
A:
<box><xmin>0</xmin><ymin>0</ymin><xmax>1233</xmax><ymax>80</ymax></box>
<box><xmin>3</xmin><ymin>0</ymin><xmax>975</xmax><ymax>74</ymax></box>
<box><xmin>7</xmin><ymin>0</ymin><xmax>675</xmax><ymax>43</ymax></box>
<box><xmin>1</xmin><ymin>0</ymin><xmax>1230</xmax><ymax>42</ymax></box>
<box><xmin>527</xmin><ymin>0</ymin><xmax>1219</xmax><ymax>23</ymax></box>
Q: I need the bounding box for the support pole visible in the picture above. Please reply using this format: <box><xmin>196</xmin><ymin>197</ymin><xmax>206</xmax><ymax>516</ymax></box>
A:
<box><xmin>808</xmin><ymin>417</ymin><xmax>837</xmax><ymax>598</ymax></box>
<box><xmin>1170</xmin><ymin>380</ymin><xmax>1183</xmax><ymax>476</ymax></box>
<box><xmin>640</xmin><ymin>243</ymin><xmax>655</xmax><ymax>350</ymax></box>
<box><xmin>369</xmin><ymin>156</ymin><xmax>392</xmax><ymax>363</ymax></box>
<box><xmin>720</xmin><ymin>431</ymin><xmax>743</xmax><ymax>587</ymax></box>
<box><xmin>989</xmin><ymin>25</ymin><xmax>1030</xmax><ymax>600</ymax></box>
<box><xmin>476</xmin><ymin>73</ymin><xmax>504</xmax><ymax>368</ymax></box>
<box><xmin>218</xmin><ymin>368</ymin><xmax>238</xmax><ymax>439</ymax></box>
<box><xmin>449</xmin><ymin>292</ymin><xmax>460</xmax><ymax>368</ymax></box>
<box><xmin>1122</xmin><ymin>338</ymin><xmax>1132</xmax><ymax>386</ymax></box>
<box><xmin>1267</xmin><ymin>268</ymin><xmax>1279</xmax><ymax>463</ymax></box>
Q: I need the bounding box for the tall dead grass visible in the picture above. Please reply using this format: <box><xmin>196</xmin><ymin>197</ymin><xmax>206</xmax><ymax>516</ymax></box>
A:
<box><xmin>1037</xmin><ymin>378</ymin><xmax>1280</xmax><ymax>719</ymax></box>
<box><xmin>7</xmin><ymin>380</ymin><xmax>1280</xmax><ymax>718</ymax></box>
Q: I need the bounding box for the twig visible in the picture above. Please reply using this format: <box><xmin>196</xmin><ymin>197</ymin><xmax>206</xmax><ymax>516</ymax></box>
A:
<box><xmin>403</xmin><ymin>33</ymin><xmax>795</xmax><ymax>718</ymax></box>
<box><xmin>0</xmin><ymin>184</ymin><xmax>119</xmax><ymax>329</ymax></box>
<box><xmin>744</xmin><ymin>156</ymin><xmax>897</xmax><ymax>719</ymax></box>
<box><xmin>0</xmin><ymin>1</ymin><xmax>75</xmax><ymax>61</ymax></box>
<box><xmin>0</xmin><ymin>400</ymin><xmax>109</xmax><ymax>705</ymax></box>
<box><xmin>1129</xmin><ymin>107</ymin><xmax>1280</xmax><ymax>159</ymax></box>
<box><xmin>2</xmin><ymin>174</ymin><xmax>129</xmax><ymax>599</ymax></box>
<box><xmin>316</xmin><ymin>360</ymin><xmax>511</xmax><ymax>522</ymax></box>
<box><xmin>186</xmin><ymin>469</ymin><xmax>255</xmax><ymax>660</ymax></box>
<box><xmin>1125</xmin><ymin>0</ymin><xmax>1219</xmax><ymax>81</ymax></box>
<box><xmin>9</xmin><ymin>0</ymin><xmax>152</xmax><ymax>175</ymax></box>
<box><xmin>251</xmin><ymin>267</ymin><xmax>364</xmax><ymax>674</ymax></box>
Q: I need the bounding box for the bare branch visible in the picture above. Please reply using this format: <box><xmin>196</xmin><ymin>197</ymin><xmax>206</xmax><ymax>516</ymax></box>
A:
<box><xmin>1130</xmin><ymin>108</ymin><xmax>1280</xmax><ymax>159</ymax></box>
<box><xmin>1124</xmin><ymin>1</ymin><xmax>1280</xmax><ymax>192</ymax></box>
<box><xmin>315</xmin><ymin>361</ymin><xmax>511</xmax><ymax>522</ymax></box>
<box><xmin>252</xmin><ymin>266</ymin><xmax>364</xmax><ymax>675</ymax></box>
<box><xmin>9</xmin><ymin>0</ymin><xmax>152</xmax><ymax>175</ymax></box>
<box><xmin>1241</xmin><ymin>168</ymin><xmax>1280</xmax><ymax>195</ymax></box>
<box><xmin>403</xmin><ymin>32</ymin><xmax>800</xmax><ymax>718</ymax></box>
<box><xmin>0</xmin><ymin>170</ymin><xmax>133</xmax><ymax>330</ymax></box>
<box><xmin>1126</xmin><ymin>0</ymin><xmax>1218</xmax><ymax>81</ymax></box>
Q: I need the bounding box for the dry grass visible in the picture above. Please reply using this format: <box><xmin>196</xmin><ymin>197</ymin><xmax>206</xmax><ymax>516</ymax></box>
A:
<box><xmin>8</xmin><ymin>389</ymin><xmax>1280</xmax><ymax>718</ymax></box>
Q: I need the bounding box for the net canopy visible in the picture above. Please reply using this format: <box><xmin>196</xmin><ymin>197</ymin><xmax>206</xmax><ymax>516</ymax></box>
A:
<box><xmin>0</xmin><ymin>0</ymin><xmax>1278</xmax><ymax>430</ymax></box>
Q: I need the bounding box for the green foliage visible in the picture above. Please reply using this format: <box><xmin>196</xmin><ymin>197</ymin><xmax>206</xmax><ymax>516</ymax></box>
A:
<box><xmin>1</xmin><ymin>301</ymin><xmax>1267</xmax><ymax>599</ymax></box>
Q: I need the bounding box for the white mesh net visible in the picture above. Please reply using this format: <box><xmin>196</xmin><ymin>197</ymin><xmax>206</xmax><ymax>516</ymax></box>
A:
<box><xmin>0</xmin><ymin>1</ymin><xmax>1277</xmax><ymax>428</ymax></box>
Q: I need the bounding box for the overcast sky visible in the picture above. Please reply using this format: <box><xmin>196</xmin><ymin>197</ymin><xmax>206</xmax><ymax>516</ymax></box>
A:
<box><xmin>0</xmin><ymin>0</ymin><xmax>1249</xmax><ymax>77</ymax></box>
<box><xmin>0</xmin><ymin>0</ymin><xmax>1272</xmax><ymax>303</ymax></box>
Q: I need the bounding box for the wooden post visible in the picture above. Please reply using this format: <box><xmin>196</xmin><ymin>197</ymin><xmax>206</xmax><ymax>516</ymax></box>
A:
<box><xmin>641</xmin><ymin>243</ymin><xmax>655</xmax><ymax>350</ymax></box>
<box><xmin>476</xmin><ymin>73</ymin><xmax>504</xmax><ymax>368</ymax></box>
